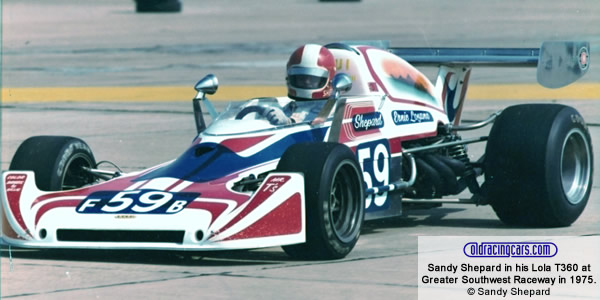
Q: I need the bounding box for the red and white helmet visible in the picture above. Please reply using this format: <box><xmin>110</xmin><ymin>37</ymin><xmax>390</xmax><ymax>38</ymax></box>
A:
<box><xmin>286</xmin><ymin>44</ymin><xmax>336</xmax><ymax>100</ymax></box>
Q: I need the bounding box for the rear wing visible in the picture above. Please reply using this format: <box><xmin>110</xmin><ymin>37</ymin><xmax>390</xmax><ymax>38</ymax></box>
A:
<box><xmin>387</xmin><ymin>41</ymin><xmax>590</xmax><ymax>124</ymax></box>
<box><xmin>389</xmin><ymin>41</ymin><xmax>590</xmax><ymax>89</ymax></box>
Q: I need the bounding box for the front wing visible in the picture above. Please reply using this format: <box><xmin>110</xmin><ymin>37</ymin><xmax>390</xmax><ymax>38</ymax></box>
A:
<box><xmin>1</xmin><ymin>171</ymin><xmax>305</xmax><ymax>251</ymax></box>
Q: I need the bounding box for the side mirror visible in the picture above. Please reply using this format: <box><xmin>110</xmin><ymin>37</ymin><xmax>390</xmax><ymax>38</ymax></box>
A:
<box><xmin>192</xmin><ymin>74</ymin><xmax>219</xmax><ymax>134</ymax></box>
<box><xmin>311</xmin><ymin>73</ymin><xmax>353</xmax><ymax>128</ymax></box>
<box><xmin>331</xmin><ymin>73</ymin><xmax>353</xmax><ymax>99</ymax></box>
<box><xmin>320</xmin><ymin>73</ymin><xmax>353</xmax><ymax>141</ymax></box>
<box><xmin>194</xmin><ymin>74</ymin><xmax>219</xmax><ymax>100</ymax></box>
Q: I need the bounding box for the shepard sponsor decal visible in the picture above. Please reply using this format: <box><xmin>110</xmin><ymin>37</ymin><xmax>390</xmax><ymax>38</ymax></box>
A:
<box><xmin>77</xmin><ymin>190</ymin><xmax>199</xmax><ymax>214</ymax></box>
<box><xmin>353</xmin><ymin>112</ymin><xmax>384</xmax><ymax>131</ymax></box>
<box><xmin>392</xmin><ymin>110</ymin><xmax>433</xmax><ymax>125</ymax></box>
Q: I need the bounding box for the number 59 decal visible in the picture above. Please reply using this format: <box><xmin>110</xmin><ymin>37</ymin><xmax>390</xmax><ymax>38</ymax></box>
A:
<box><xmin>357</xmin><ymin>140</ymin><xmax>390</xmax><ymax>211</ymax></box>
<box><xmin>77</xmin><ymin>190</ymin><xmax>199</xmax><ymax>214</ymax></box>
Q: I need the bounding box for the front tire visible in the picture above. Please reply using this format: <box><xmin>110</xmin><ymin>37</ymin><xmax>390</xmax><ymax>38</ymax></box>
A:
<box><xmin>484</xmin><ymin>104</ymin><xmax>593</xmax><ymax>227</ymax></box>
<box><xmin>9</xmin><ymin>136</ymin><xmax>97</xmax><ymax>191</ymax></box>
<box><xmin>277</xmin><ymin>142</ymin><xmax>365</xmax><ymax>260</ymax></box>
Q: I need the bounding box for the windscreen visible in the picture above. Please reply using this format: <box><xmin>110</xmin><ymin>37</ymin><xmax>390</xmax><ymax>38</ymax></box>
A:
<box><xmin>205</xmin><ymin>98</ymin><xmax>327</xmax><ymax>135</ymax></box>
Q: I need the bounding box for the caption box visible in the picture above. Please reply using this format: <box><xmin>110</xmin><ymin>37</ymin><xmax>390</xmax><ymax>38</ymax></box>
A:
<box><xmin>418</xmin><ymin>236</ymin><xmax>599</xmax><ymax>299</ymax></box>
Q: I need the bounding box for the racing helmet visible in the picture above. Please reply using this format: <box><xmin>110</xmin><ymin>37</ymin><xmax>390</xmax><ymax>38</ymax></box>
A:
<box><xmin>286</xmin><ymin>44</ymin><xmax>336</xmax><ymax>100</ymax></box>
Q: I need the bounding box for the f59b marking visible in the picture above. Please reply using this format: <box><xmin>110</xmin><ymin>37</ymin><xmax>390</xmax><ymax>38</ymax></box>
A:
<box><xmin>77</xmin><ymin>190</ymin><xmax>199</xmax><ymax>214</ymax></box>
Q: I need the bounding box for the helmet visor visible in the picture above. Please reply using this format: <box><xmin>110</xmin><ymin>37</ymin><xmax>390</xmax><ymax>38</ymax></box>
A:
<box><xmin>288</xmin><ymin>67</ymin><xmax>329</xmax><ymax>89</ymax></box>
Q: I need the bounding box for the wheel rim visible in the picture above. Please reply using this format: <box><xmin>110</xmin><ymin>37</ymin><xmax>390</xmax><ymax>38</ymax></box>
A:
<box><xmin>560</xmin><ymin>128</ymin><xmax>591</xmax><ymax>205</ymax></box>
<box><xmin>329</xmin><ymin>161</ymin><xmax>361</xmax><ymax>243</ymax></box>
<box><xmin>61</xmin><ymin>153</ymin><xmax>94</xmax><ymax>190</ymax></box>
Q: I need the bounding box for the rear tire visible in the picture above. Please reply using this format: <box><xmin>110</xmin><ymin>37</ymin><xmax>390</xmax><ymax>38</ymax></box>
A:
<box><xmin>484</xmin><ymin>104</ymin><xmax>593</xmax><ymax>227</ymax></box>
<box><xmin>9</xmin><ymin>136</ymin><xmax>97</xmax><ymax>191</ymax></box>
<box><xmin>277</xmin><ymin>142</ymin><xmax>364</xmax><ymax>260</ymax></box>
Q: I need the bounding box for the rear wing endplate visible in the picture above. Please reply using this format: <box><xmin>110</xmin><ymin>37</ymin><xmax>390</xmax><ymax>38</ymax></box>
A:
<box><xmin>389</xmin><ymin>41</ymin><xmax>590</xmax><ymax>88</ymax></box>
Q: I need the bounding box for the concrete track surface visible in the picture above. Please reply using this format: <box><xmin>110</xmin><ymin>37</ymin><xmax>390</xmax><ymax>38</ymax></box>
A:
<box><xmin>1</xmin><ymin>1</ymin><xmax>599</xmax><ymax>299</ymax></box>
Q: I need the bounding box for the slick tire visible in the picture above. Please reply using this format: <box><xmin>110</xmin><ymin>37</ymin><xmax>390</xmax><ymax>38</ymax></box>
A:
<box><xmin>10</xmin><ymin>136</ymin><xmax>97</xmax><ymax>191</ymax></box>
<box><xmin>277</xmin><ymin>142</ymin><xmax>364</xmax><ymax>260</ymax></box>
<box><xmin>484</xmin><ymin>104</ymin><xmax>593</xmax><ymax>227</ymax></box>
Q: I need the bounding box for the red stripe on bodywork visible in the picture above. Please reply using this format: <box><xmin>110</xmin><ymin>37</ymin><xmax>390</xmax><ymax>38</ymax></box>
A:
<box><xmin>212</xmin><ymin>175</ymin><xmax>291</xmax><ymax>237</ymax></box>
<box><xmin>345</xmin><ymin>104</ymin><xmax>375</xmax><ymax>116</ymax></box>
<box><xmin>441</xmin><ymin>72</ymin><xmax>454</xmax><ymax>106</ymax></box>
<box><xmin>180</xmin><ymin>175</ymin><xmax>249</xmax><ymax>203</ymax></box>
<box><xmin>5</xmin><ymin>174</ymin><xmax>31</xmax><ymax>237</ymax></box>
<box><xmin>389</xmin><ymin>137</ymin><xmax>404</xmax><ymax>154</ymax></box>
<box><xmin>32</xmin><ymin>177</ymin><xmax>135</xmax><ymax>208</ymax></box>
<box><xmin>187</xmin><ymin>201</ymin><xmax>230</xmax><ymax>226</ymax></box>
<box><xmin>224</xmin><ymin>193</ymin><xmax>302</xmax><ymax>240</ymax></box>
<box><xmin>220</xmin><ymin>135</ymin><xmax>273</xmax><ymax>153</ymax></box>
<box><xmin>35</xmin><ymin>199</ymin><xmax>81</xmax><ymax>226</ymax></box>
<box><xmin>339</xmin><ymin>103</ymin><xmax>382</xmax><ymax>144</ymax></box>
<box><xmin>2</xmin><ymin>209</ymin><xmax>22</xmax><ymax>239</ymax></box>
<box><xmin>165</xmin><ymin>179</ymin><xmax>184</xmax><ymax>192</ymax></box>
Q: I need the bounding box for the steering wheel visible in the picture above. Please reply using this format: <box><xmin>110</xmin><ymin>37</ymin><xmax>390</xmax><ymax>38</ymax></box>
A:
<box><xmin>235</xmin><ymin>106</ymin><xmax>268</xmax><ymax>120</ymax></box>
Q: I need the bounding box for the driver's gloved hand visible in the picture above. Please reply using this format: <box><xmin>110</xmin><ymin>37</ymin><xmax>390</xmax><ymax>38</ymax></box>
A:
<box><xmin>265</xmin><ymin>107</ymin><xmax>292</xmax><ymax>125</ymax></box>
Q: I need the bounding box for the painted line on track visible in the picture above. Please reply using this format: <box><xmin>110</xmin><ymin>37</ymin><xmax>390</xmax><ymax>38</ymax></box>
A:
<box><xmin>1</xmin><ymin>83</ymin><xmax>599</xmax><ymax>103</ymax></box>
<box><xmin>1</xmin><ymin>86</ymin><xmax>286</xmax><ymax>103</ymax></box>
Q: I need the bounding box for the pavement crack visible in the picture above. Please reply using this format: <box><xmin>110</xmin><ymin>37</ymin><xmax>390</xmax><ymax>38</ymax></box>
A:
<box><xmin>218</xmin><ymin>272</ymin><xmax>417</xmax><ymax>288</ymax></box>
<box><xmin>254</xmin><ymin>251</ymin><xmax>420</xmax><ymax>272</ymax></box>
<box><xmin>1</xmin><ymin>272</ymin><xmax>231</xmax><ymax>299</ymax></box>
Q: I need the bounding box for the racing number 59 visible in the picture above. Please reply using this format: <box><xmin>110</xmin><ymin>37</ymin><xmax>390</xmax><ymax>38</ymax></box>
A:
<box><xmin>100</xmin><ymin>191</ymin><xmax>184</xmax><ymax>213</ymax></box>
<box><xmin>357</xmin><ymin>140</ymin><xmax>390</xmax><ymax>210</ymax></box>
<box><xmin>77</xmin><ymin>190</ymin><xmax>196</xmax><ymax>214</ymax></box>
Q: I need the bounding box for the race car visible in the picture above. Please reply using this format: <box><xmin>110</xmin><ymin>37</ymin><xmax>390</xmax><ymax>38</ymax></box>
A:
<box><xmin>2</xmin><ymin>41</ymin><xmax>593</xmax><ymax>260</ymax></box>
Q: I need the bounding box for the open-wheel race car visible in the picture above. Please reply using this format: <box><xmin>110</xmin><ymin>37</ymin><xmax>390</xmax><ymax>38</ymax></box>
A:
<box><xmin>2</xmin><ymin>41</ymin><xmax>593</xmax><ymax>260</ymax></box>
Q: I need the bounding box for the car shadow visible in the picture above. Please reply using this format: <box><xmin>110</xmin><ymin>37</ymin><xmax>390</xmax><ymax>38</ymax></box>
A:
<box><xmin>362</xmin><ymin>207</ymin><xmax>507</xmax><ymax>236</ymax></box>
<box><xmin>0</xmin><ymin>247</ymin><xmax>292</xmax><ymax>266</ymax></box>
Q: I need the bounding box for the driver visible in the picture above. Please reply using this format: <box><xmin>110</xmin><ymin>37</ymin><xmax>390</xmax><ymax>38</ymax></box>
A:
<box><xmin>265</xmin><ymin>44</ymin><xmax>337</xmax><ymax>125</ymax></box>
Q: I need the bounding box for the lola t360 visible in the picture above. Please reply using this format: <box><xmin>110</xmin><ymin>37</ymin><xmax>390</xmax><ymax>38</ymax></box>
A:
<box><xmin>2</xmin><ymin>41</ymin><xmax>593</xmax><ymax>259</ymax></box>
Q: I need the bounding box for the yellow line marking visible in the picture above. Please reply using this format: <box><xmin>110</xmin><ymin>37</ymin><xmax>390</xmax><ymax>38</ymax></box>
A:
<box><xmin>1</xmin><ymin>86</ymin><xmax>287</xmax><ymax>103</ymax></box>
<box><xmin>1</xmin><ymin>83</ymin><xmax>598</xmax><ymax>103</ymax></box>
<box><xmin>467</xmin><ymin>83</ymin><xmax>600</xmax><ymax>100</ymax></box>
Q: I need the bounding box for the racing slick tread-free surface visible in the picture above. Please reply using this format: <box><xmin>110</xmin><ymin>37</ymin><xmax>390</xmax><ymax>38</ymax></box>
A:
<box><xmin>9</xmin><ymin>136</ymin><xmax>97</xmax><ymax>191</ymax></box>
<box><xmin>485</xmin><ymin>104</ymin><xmax>593</xmax><ymax>227</ymax></box>
<box><xmin>277</xmin><ymin>142</ymin><xmax>365</xmax><ymax>260</ymax></box>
